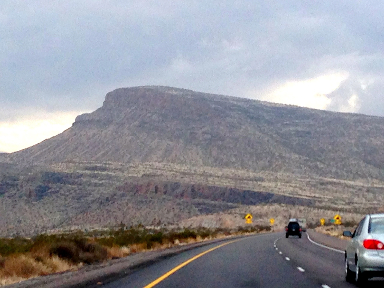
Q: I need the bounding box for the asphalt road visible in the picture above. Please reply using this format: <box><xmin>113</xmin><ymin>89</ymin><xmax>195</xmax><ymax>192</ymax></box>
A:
<box><xmin>98</xmin><ymin>232</ymin><xmax>384</xmax><ymax>288</ymax></box>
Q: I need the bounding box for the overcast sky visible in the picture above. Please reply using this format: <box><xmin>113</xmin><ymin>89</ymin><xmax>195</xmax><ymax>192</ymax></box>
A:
<box><xmin>1</xmin><ymin>1</ymin><xmax>384</xmax><ymax>153</ymax></box>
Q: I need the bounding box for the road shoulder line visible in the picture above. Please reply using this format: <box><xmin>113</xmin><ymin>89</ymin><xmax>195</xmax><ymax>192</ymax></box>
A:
<box><xmin>306</xmin><ymin>233</ymin><xmax>344</xmax><ymax>254</ymax></box>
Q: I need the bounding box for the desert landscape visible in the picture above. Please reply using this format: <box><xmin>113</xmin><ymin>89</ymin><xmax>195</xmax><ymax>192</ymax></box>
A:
<box><xmin>0</xmin><ymin>86</ymin><xmax>382</xmax><ymax>236</ymax></box>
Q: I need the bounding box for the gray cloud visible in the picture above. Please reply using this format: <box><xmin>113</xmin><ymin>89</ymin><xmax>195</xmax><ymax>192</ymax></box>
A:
<box><xmin>1</xmin><ymin>0</ymin><xmax>384</xmax><ymax>121</ymax></box>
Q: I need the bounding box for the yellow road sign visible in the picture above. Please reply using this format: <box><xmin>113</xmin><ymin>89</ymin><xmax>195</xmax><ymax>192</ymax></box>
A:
<box><xmin>245</xmin><ymin>213</ymin><xmax>252</xmax><ymax>224</ymax></box>
<box><xmin>334</xmin><ymin>214</ymin><xmax>342</xmax><ymax>225</ymax></box>
<box><xmin>320</xmin><ymin>218</ymin><xmax>325</xmax><ymax>226</ymax></box>
<box><xmin>270</xmin><ymin>218</ymin><xmax>275</xmax><ymax>225</ymax></box>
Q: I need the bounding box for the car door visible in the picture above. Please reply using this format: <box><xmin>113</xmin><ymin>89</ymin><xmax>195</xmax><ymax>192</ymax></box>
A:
<box><xmin>347</xmin><ymin>217</ymin><xmax>366</xmax><ymax>272</ymax></box>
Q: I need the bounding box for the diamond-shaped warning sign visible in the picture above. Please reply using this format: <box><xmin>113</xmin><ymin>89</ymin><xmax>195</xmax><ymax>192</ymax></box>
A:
<box><xmin>333</xmin><ymin>214</ymin><xmax>341</xmax><ymax>225</ymax></box>
<box><xmin>245</xmin><ymin>213</ymin><xmax>252</xmax><ymax>224</ymax></box>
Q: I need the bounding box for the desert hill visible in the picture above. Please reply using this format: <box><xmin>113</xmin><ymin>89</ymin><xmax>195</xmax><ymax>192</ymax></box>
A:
<box><xmin>0</xmin><ymin>86</ymin><xmax>383</xmax><ymax>236</ymax></box>
<box><xmin>5</xmin><ymin>86</ymin><xmax>384</xmax><ymax>181</ymax></box>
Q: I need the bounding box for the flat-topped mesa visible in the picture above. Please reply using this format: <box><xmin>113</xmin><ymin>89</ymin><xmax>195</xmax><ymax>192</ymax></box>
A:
<box><xmin>103</xmin><ymin>86</ymin><xmax>192</xmax><ymax>108</ymax></box>
<box><xmin>73</xmin><ymin>86</ymin><xmax>231</xmax><ymax>128</ymax></box>
<box><xmin>7</xmin><ymin>86</ymin><xmax>384</xmax><ymax>181</ymax></box>
<box><xmin>74</xmin><ymin>86</ymin><xmax>203</xmax><ymax>126</ymax></box>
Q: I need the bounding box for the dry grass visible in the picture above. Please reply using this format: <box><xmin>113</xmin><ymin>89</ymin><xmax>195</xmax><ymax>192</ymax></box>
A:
<box><xmin>314</xmin><ymin>222</ymin><xmax>359</xmax><ymax>240</ymax></box>
<box><xmin>105</xmin><ymin>235</ymin><xmax>206</xmax><ymax>259</ymax></box>
<box><xmin>0</xmin><ymin>254</ymin><xmax>75</xmax><ymax>285</ymax></box>
<box><xmin>315</xmin><ymin>226</ymin><xmax>344</xmax><ymax>238</ymax></box>
<box><xmin>106</xmin><ymin>245</ymin><xmax>130</xmax><ymax>259</ymax></box>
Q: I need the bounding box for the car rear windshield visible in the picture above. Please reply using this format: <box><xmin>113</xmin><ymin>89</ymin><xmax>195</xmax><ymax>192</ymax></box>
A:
<box><xmin>288</xmin><ymin>222</ymin><xmax>300</xmax><ymax>229</ymax></box>
<box><xmin>368</xmin><ymin>217</ymin><xmax>384</xmax><ymax>234</ymax></box>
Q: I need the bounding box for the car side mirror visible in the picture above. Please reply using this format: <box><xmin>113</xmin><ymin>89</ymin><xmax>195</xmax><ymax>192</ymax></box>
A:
<box><xmin>343</xmin><ymin>231</ymin><xmax>353</xmax><ymax>237</ymax></box>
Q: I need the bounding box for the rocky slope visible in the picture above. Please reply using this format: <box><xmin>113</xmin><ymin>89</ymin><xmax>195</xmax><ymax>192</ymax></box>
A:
<box><xmin>4</xmin><ymin>86</ymin><xmax>384</xmax><ymax>181</ymax></box>
<box><xmin>1</xmin><ymin>86</ymin><xmax>384</xmax><ymax>236</ymax></box>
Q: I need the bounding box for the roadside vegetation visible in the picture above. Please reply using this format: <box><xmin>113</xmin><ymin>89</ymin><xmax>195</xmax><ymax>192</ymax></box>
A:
<box><xmin>0</xmin><ymin>225</ymin><xmax>270</xmax><ymax>286</ymax></box>
<box><xmin>313</xmin><ymin>220</ymin><xmax>359</xmax><ymax>239</ymax></box>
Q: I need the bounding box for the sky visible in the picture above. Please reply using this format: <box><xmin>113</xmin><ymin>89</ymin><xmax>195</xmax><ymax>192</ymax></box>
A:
<box><xmin>1</xmin><ymin>1</ymin><xmax>384</xmax><ymax>153</ymax></box>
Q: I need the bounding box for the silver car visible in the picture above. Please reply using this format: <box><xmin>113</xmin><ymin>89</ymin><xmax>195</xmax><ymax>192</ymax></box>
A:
<box><xmin>343</xmin><ymin>213</ymin><xmax>384</xmax><ymax>285</ymax></box>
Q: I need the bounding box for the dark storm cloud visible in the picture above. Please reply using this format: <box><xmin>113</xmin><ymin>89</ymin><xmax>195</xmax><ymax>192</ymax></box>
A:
<box><xmin>1</xmin><ymin>0</ymin><xmax>384</xmax><ymax>120</ymax></box>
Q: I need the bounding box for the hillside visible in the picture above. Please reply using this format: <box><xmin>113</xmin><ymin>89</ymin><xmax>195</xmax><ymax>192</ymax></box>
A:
<box><xmin>4</xmin><ymin>86</ymin><xmax>384</xmax><ymax>181</ymax></box>
<box><xmin>0</xmin><ymin>86</ymin><xmax>383</xmax><ymax>236</ymax></box>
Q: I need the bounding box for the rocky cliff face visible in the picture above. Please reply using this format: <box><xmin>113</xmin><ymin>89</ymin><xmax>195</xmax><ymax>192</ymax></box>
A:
<box><xmin>7</xmin><ymin>86</ymin><xmax>384</xmax><ymax>181</ymax></box>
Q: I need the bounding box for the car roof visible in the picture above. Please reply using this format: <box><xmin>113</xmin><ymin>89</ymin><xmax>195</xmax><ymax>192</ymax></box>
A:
<box><xmin>369</xmin><ymin>213</ymin><xmax>384</xmax><ymax>219</ymax></box>
<box><xmin>288</xmin><ymin>221</ymin><xmax>299</xmax><ymax>224</ymax></box>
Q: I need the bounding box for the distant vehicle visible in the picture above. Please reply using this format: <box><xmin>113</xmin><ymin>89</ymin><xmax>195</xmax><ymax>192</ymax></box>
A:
<box><xmin>288</xmin><ymin>218</ymin><xmax>306</xmax><ymax>232</ymax></box>
<box><xmin>343</xmin><ymin>213</ymin><xmax>384</xmax><ymax>284</ymax></box>
<box><xmin>285</xmin><ymin>221</ymin><xmax>302</xmax><ymax>238</ymax></box>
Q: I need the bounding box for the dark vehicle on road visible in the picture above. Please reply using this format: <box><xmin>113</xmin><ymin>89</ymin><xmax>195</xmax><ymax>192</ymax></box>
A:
<box><xmin>285</xmin><ymin>221</ymin><xmax>302</xmax><ymax>238</ymax></box>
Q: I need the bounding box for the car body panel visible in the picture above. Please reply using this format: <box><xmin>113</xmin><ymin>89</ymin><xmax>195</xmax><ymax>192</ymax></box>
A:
<box><xmin>344</xmin><ymin>214</ymin><xmax>384</xmax><ymax>279</ymax></box>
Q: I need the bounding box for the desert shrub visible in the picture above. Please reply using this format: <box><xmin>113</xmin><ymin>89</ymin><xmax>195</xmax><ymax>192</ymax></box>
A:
<box><xmin>96</xmin><ymin>227</ymin><xmax>162</xmax><ymax>248</ymax></box>
<box><xmin>78</xmin><ymin>242</ymin><xmax>108</xmax><ymax>264</ymax></box>
<box><xmin>96</xmin><ymin>237</ymin><xmax>115</xmax><ymax>248</ymax></box>
<box><xmin>255</xmin><ymin>225</ymin><xmax>271</xmax><ymax>232</ymax></box>
<box><xmin>32</xmin><ymin>234</ymin><xmax>61</xmax><ymax>247</ymax></box>
<box><xmin>237</xmin><ymin>226</ymin><xmax>258</xmax><ymax>233</ymax></box>
<box><xmin>112</xmin><ymin>228</ymin><xmax>146</xmax><ymax>246</ymax></box>
<box><xmin>97</xmin><ymin>227</ymin><xmax>207</xmax><ymax>249</ymax></box>
<box><xmin>0</xmin><ymin>238</ymin><xmax>33</xmax><ymax>256</ymax></box>
<box><xmin>168</xmin><ymin>229</ymin><xmax>197</xmax><ymax>243</ymax></box>
<box><xmin>50</xmin><ymin>241</ymin><xmax>80</xmax><ymax>263</ymax></box>
<box><xmin>196</xmin><ymin>228</ymin><xmax>211</xmax><ymax>239</ymax></box>
<box><xmin>145</xmin><ymin>232</ymin><xmax>164</xmax><ymax>248</ymax></box>
<box><xmin>0</xmin><ymin>256</ymin><xmax>5</xmax><ymax>268</ymax></box>
<box><xmin>49</xmin><ymin>237</ymin><xmax>107</xmax><ymax>264</ymax></box>
<box><xmin>211</xmin><ymin>228</ymin><xmax>232</xmax><ymax>236</ymax></box>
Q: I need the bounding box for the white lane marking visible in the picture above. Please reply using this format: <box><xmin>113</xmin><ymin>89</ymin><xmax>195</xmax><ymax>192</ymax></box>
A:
<box><xmin>322</xmin><ymin>285</ymin><xmax>331</xmax><ymax>288</ymax></box>
<box><xmin>273</xmin><ymin>239</ymin><xmax>278</xmax><ymax>246</ymax></box>
<box><xmin>306</xmin><ymin>233</ymin><xmax>344</xmax><ymax>254</ymax></box>
<box><xmin>275</xmin><ymin>247</ymin><xmax>278</xmax><ymax>250</ymax></box>
<box><xmin>279</xmin><ymin>251</ymin><xmax>282</xmax><ymax>254</ymax></box>
<box><xmin>285</xmin><ymin>257</ymin><xmax>290</xmax><ymax>261</ymax></box>
<box><xmin>297</xmin><ymin>267</ymin><xmax>305</xmax><ymax>272</ymax></box>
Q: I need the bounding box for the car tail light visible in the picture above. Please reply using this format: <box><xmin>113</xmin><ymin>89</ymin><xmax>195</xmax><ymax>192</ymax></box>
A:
<box><xmin>299</xmin><ymin>228</ymin><xmax>302</xmax><ymax>232</ymax></box>
<box><xmin>285</xmin><ymin>227</ymin><xmax>288</xmax><ymax>231</ymax></box>
<box><xmin>363</xmin><ymin>239</ymin><xmax>384</xmax><ymax>250</ymax></box>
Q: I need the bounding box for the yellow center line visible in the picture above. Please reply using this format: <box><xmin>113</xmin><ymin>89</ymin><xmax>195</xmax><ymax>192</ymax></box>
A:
<box><xmin>143</xmin><ymin>238</ymin><xmax>242</xmax><ymax>288</ymax></box>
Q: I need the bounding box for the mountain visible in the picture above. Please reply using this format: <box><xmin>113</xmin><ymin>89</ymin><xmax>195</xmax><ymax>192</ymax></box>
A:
<box><xmin>0</xmin><ymin>86</ymin><xmax>383</xmax><ymax>236</ymax></box>
<box><xmin>5</xmin><ymin>86</ymin><xmax>384</xmax><ymax>181</ymax></box>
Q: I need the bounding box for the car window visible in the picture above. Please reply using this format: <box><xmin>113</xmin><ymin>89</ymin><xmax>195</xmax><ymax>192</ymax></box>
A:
<box><xmin>353</xmin><ymin>218</ymin><xmax>365</xmax><ymax>237</ymax></box>
<box><xmin>288</xmin><ymin>222</ymin><xmax>300</xmax><ymax>229</ymax></box>
<box><xmin>369</xmin><ymin>218</ymin><xmax>384</xmax><ymax>234</ymax></box>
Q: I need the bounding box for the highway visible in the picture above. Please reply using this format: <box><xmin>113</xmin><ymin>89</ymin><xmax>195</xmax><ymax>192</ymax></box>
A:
<box><xmin>100</xmin><ymin>232</ymin><xmax>384</xmax><ymax>288</ymax></box>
